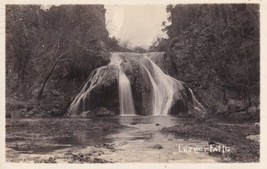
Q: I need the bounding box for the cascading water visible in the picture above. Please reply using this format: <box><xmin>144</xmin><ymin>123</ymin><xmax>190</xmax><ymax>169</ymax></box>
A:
<box><xmin>67</xmin><ymin>52</ymin><xmax>206</xmax><ymax>117</ymax></box>
<box><xmin>141</xmin><ymin>54</ymin><xmax>177</xmax><ymax>115</ymax></box>
<box><xmin>110</xmin><ymin>54</ymin><xmax>136</xmax><ymax>115</ymax></box>
<box><xmin>118</xmin><ymin>67</ymin><xmax>136</xmax><ymax>115</ymax></box>
<box><xmin>66</xmin><ymin>66</ymin><xmax>108</xmax><ymax>117</ymax></box>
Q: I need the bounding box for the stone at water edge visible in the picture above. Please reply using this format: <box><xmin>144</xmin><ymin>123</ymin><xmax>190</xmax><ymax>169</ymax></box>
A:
<box><xmin>151</xmin><ymin>144</ymin><xmax>163</xmax><ymax>149</ymax></box>
<box><xmin>94</xmin><ymin>107</ymin><xmax>116</xmax><ymax>116</ymax></box>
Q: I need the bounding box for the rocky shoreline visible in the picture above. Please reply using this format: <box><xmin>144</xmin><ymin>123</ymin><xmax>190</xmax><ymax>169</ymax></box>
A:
<box><xmin>161</xmin><ymin>118</ymin><xmax>260</xmax><ymax>162</ymax></box>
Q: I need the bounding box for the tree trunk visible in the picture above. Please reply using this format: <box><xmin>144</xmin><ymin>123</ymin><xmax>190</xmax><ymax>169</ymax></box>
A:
<box><xmin>37</xmin><ymin>61</ymin><xmax>58</xmax><ymax>100</ymax></box>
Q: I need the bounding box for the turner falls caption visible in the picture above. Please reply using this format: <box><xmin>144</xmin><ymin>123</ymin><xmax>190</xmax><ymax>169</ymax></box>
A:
<box><xmin>67</xmin><ymin>52</ymin><xmax>206</xmax><ymax>117</ymax></box>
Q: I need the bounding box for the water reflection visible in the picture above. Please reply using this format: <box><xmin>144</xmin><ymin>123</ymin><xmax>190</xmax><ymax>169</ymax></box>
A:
<box><xmin>116</xmin><ymin>115</ymin><xmax>184</xmax><ymax>127</ymax></box>
<box><xmin>53</xmin><ymin>116</ymin><xmax>183</xmax><ymax>147</ymax></box>
<box><xmin>53</xmin><ymin>130</ymin><xmax>116</xmax><ymax>146</ymax></box>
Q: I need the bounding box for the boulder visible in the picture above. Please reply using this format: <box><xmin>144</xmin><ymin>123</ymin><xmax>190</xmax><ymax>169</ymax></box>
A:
<box><xmin>88</xmin><ymin>65</ymin><xmax>120</xmax><ymax>114</ymax></box>
<box><xmin>94</xmin><ymin>107</ymin><xmax>116</xmax><ymax>116</ymax></box>
<box><xmin>151</xmin><ymin>144</ymin><xmax>163</xmax><ymax>149</ymax></box>
<box><xmin>224</xmin><ymin>98</ymin><xmax>247</xmax><ymax>112</ymax></box>
<box><xmin>49</xmin><ymin>108</ymin><xmax>65</xmax><ymax>117</ymax></box>
<box><xmin>67</xmin><ymin>65</ymin><xmax>120</xmax><ymax>116</ymax></box>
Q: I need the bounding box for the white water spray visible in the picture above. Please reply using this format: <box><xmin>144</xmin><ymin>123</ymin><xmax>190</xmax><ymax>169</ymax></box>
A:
<box><xmin>67</xmin><ymin>63</ymin><xmax>112</xmax><ymax>117</ymax></box>
<box><xmin>141</xmin><ymin>54</ymin><xmax>176</xmax><ymax>115</ymax></box>
<box><xmin>110</xmin><ymin>54</ymin><xmax>136</xmax><ymax>115</ymax></box>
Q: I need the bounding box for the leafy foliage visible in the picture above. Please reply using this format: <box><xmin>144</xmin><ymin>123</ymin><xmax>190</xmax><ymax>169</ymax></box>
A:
<box><xmin>161</xmin><ymin>4</ymin><xmax>259</xmax><ymax>112</ymax></box>
<box><xmin>149</xmin><ymin>37</ymin><xmax>169</xmax><ymax>52</ymax></box>
<box><xmin>6</xmin><ymin>5</ymin><xmax>110</xmax><ymax>100</ymax></box>
<box><xmin>106</xmin><ymin>36</ymin><xmax>133</xmax><ymax>52</ymax></box>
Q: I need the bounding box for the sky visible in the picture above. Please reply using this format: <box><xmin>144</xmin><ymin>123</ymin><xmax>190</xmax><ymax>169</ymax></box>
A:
<box><xmin>105</xmin><ymin>5</ymin><xmax>168</xmax><ymax>49</ymax></box>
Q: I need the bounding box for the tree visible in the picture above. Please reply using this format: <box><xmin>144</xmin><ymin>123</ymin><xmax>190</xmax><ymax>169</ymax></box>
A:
<box><xmin>6</xmin><ymin>5</ymin><xmax>110</xmax><ymax>100</ymax></box>
<box><xmin>161</xmin><ymin>4</ymin><xmax>259</xmax><ymax>112</ymax></box>
<box><xmin>149</xmin><ymin>37</ymin><xmax>169</xmax><ymax>52</ymax></box>
<box><xmin>106</xmin><ymin>36</ymin><xmax>121</xmax><ymax>51</ymax></box>
<box><xmin>6</xmin><ymin>5</ymin><xmax>42</xmax><ymax>91</ymax></box>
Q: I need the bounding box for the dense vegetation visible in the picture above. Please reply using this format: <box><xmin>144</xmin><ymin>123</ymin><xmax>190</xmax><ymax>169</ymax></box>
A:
<box><xmin>6</xmin><ymin>5</ymin><xmax>111</xmax><ymax>117</ymax></box>
<box><xmin>152</xmin><ymin>4</ymin><xmax>260</xmax><ymax>119</ymax></box>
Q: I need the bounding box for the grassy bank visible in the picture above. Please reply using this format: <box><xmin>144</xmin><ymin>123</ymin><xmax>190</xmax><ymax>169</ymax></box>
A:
<box><xmin>161</xmin><ymin>118</ymin><xmax>260</xmax><ymax>162</ymax></box>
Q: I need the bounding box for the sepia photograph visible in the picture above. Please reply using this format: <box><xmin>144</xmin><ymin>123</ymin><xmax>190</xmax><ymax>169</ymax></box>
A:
<box><xmin>4</xmin><ymin>1</ymin><xmax>262</xmax><ymax>165</ymax></box>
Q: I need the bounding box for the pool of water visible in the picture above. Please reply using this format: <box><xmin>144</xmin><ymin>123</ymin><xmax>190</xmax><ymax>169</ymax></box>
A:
<box><xmin>6</xmin><ymin>116</ymin><xmax>223</xmax><ymax>162</ymax></box>
<box><xmin>50</xmin><ymin>116</ymin><xmax>190</xmax><ymax>146</ymax></box>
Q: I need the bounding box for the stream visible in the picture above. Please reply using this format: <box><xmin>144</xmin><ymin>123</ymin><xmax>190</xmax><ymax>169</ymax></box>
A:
<box><xmin>6</xmin><ymin>116</ymin><xmax>222</xmax><ymax>163</ymax></box>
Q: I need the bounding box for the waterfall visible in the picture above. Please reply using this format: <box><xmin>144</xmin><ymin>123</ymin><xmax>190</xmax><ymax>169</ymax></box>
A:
<box><xmin>141</xmin><ymin>66</ymin><xmax>162</xmax><ymax>115</ymax></box>
<box><xmin>110</xmin><ymin>54</ymin><xmax>136</xmax><ymax>115</ymax></box>
<box><xmin>67</xmin><ymin>52</ymin><xmax>206</xmax><ymax>117</ymax></box>
<box><xmin>118</xmin><ymin>66</ymin><xmax>136</xmax><ymax>115</ymax></box>
<box><xmin>66</xmin><ymin>66</ymin><xmax>108</xmax><ymax>117</ymax></box>
<box><xmin>110</xmin><ymin>53</ymin><xmax>135</xmax><ymax>115</ymax></box>
<box><xmin>141</xmin><ymin>55</ymin><xmax>175</xmax><ymax>115</ymax></box>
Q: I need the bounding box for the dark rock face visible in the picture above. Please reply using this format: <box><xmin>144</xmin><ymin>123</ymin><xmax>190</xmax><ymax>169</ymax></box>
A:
<box><xmin>122</xmin><ymin>59</ymin><xmax>154</xmax><ymax>115</ymax></box>
<box><xmin>169</xmin><ymin>99</ymin><xmax>188</xmax><ymax>115</ymax></box>
<box><xmin>88</xmin><ymin>66</ymin><xmax>120</xmax><ymax>114</ymax></box>
<box><xmin>66</xmin><ymin>65</ymin><xmax>120</xmax><ymax>117</ymax></box>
